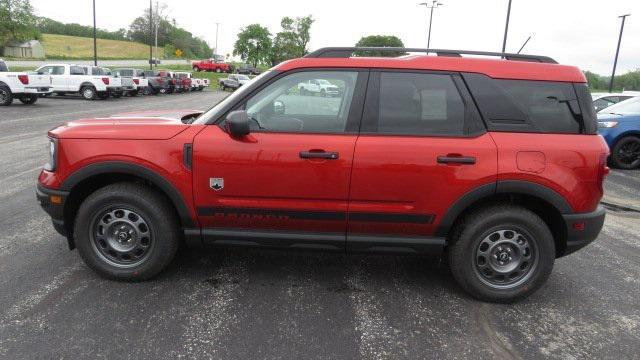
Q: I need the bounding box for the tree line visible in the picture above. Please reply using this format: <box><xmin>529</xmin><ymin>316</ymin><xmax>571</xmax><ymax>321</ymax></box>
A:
<box><xmin>584</xmin><ymin>70</ymin><xmax>640</xmax><ymax>92</ymax></box>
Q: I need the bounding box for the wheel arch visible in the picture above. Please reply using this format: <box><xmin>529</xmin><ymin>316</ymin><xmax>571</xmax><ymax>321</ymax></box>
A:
<box><xmin>437</xmin><ymin>180</ymin><xmax>572</xmax><ymax>257</ymax></box>
<box><xmin>60</xmin><ymin>161</ymin><xmax>195</xmax><ymax>248</ymax></box>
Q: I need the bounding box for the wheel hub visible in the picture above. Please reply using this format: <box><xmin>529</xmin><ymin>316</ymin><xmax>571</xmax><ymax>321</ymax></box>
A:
<box><xmin>91</xmin><ymin>208</ymin><xmax>152</xmax><ymax>268</ymax></box>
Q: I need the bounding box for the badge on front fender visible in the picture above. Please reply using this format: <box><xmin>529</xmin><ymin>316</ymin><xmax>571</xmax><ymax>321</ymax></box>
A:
<box><xmin>210</xmin><ymin>178</ymin><xmax>224</xmax><ymax>191</ymax></box>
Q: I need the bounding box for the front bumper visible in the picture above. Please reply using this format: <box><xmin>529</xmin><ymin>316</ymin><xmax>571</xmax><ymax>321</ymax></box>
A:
<box><xmin>36</xmin><ymin>183</ymin><xmax>69</xmax><ymax>238</ymax></box>
<box><xmin>561</xmin><ymin>205</ymin><xmax>606</xmax><ymax>256</ymax></box>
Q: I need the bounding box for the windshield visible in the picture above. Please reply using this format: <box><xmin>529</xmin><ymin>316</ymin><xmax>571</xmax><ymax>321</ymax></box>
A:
<box><xmin>601</xmin><ymin>96</ymin><xmax>640</xmax><ymax>115</ymax></box>
<box><xmin>237</xmin><ymin>75</ymin><xmax>250</xmax><ymax>80</ymax></box>
<box><xmin>192</xmin><ymin>70</ymin><xmax>274</xmax><ymax>124</ymax></box>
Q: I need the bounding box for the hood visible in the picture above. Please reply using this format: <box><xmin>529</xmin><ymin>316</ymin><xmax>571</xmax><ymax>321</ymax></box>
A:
<box><xmin>49</xmin><ymin>117</ymin><xmax>191</xmax><ymax>140</ymax></box>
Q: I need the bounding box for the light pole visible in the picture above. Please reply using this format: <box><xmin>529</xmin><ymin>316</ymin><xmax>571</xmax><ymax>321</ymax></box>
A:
<box><xmin>149</xmin><ymin>0</ymin><xmax>153</xmax><ymax>70</ymax></box>
<box><xmin>92</xmin><ymin>0</ymin><xmax>97</xmax><ymax>66</ymax></box>
<box><xmin>214</xmin><ymin>22</ymin><xmax>220</xmax><ymax>55</ymax></box>
<box><xmin>419</xmin><ymin>1</ymin><xmax>443</xmax><ymax>49</ymax></box>
<box><xmin>609</xmin><ymin>14</ymin><xmax>630</xmax><ymax>93</ymax></box>
<box><xmin>154</xmin><ymin>1</ymin><xmax>159</xmax><ymax>68</ymax></box>
<box><xmin>501</xmin><ymin>0</ymin><xmax>512</xmax><ymax>54</ymax></box>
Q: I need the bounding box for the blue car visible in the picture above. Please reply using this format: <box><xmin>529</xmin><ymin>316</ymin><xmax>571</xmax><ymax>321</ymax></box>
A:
<box><xmin>597</xmin><ymin>96</ymin><xmax>640</xmax><ymax>169</ymax></box>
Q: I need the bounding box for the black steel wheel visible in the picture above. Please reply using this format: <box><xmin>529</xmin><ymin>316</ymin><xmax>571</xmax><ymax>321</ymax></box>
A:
<box><xmin>611</xmin><ymin>136</ymin><xmax>640</xmax><ymax>169</ymax></box>
<box><xmin>19</xmin><ymin>94</ymin><xmax>38</xmax><ymax>105</ymax></box>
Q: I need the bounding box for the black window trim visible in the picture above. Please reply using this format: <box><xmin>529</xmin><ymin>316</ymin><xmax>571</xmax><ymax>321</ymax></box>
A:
<box><xmin>213</xmin><ymin>67</ymin><xmax>370</xmax><ymax>135</ymax></box>
<box><xmin>360</xmin><ymin>68</ymin><xmax>486</xmax><ymax>138</ymax></box>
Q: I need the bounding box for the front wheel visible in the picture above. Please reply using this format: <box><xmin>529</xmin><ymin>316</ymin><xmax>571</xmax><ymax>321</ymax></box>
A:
<box><xmin>215</xmin><ymin>68</ymin><xmax>221</xmax><ymax>73</ymax></box>
<box><xmin>19</xmin><ymin>94</ymin><xmax>39</xmax><ymax>105</ymax></box>
<box><xmin>74</xmin><ymin>183</ymin><xmax>180</xmax><ymax>281</ymax></box>
<box><xmin>610</xmin><ymin>136</ymin><xmax>640</xmax><ymax>169</ymax></box>
<box><xmin>448</xmin><ymin>205</ymin><xmax>555</xmax><ymax>303</ymax></box>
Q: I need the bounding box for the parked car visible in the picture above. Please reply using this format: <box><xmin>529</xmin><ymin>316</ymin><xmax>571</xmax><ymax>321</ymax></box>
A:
<box><xmin>192</xmin><ymin>58</ymin><xmax>233</xmax><ymax>73</ymax></box>
<box><xmin>142</xmin><ymin>70</ymin><xmax>172</xmax><ymax>94</ymax></box>
<box><xmin>0</xmin><ymin>58</ymin><xmax>52</xmax><ymax>105</ymax></box>
<box><xmin>597</xmin><ymin>96</ymin><xmax>640</xmax><ymax>169</ymax></box>
<box><xmin>236</xmin><ymin>63</ymin><xmax>261</xmax><ymax>75</ymax></box>
<box><xmin>36</xmin><ymin>47</ymin><xmax>607</xmax><ymax>303</ymax></box>
<box><xmin>35</xmin><ymin>64</ymin><xmax>117</xmax><ymax>100</ymax></box>
<box><xmin>219</xmin><ymin>74</ymin><xmax>250</xmax><ymax>91</ymax></box>
<box><xmin>298</xmin><ymin>78</ymin><xmax>341</xmax><ymax>96</ymax></box>
<box><xmin>177</xmin><ymin>72</ymin><xmax>205</xmax><ymax>91</ymax></box>
<box><xmin>172</xmin><ymin>72</ymin><xmax>192</xmax><ymax>93</ymax></box>
<box><xmin>112</xmin><ymin>68</ymin><xmax>149</xmax><ymax>96</ymax></box>
<box><xmin>592</xmin><ymin>92</ymin><xmax>638</xmax><ymax>112</ymax></box>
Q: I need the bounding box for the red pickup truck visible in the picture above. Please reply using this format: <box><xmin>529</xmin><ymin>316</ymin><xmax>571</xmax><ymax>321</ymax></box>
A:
<box><xmin>37</xmin><ymin>47</ymin><xmax>608</xmax><ymax>302</ymax></box>
<box><xmin>192</xmin><ymin>59</ymin><xmax>232</xmax><ymax>73</ymax></box>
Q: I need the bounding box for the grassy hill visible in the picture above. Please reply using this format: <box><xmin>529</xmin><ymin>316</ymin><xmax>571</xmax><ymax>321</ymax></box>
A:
<box><xmin>41</xmin><ymin>33</ymin><xmax>150</xmax><ymax>60</ymax></box>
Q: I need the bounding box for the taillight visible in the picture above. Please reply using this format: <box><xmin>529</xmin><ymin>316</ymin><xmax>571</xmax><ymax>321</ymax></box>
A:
<box><xmin>133</xmin><ymin>78</ymin><xmax>140</xmax><ymax>85</ymax></box>
<box><xmin>18</xmin><ymin>75</ymin><xmax>29</xmax><ymax>85</ymax></box>
<box><xmin>101</xmin><ymin>77</ymin><xmax>109</xmax><ymax>85</ymax></box>
<box><xmin>597</xmin><ymin>153</ymin><xmax>609</xmax><ymax>194</ymax></box>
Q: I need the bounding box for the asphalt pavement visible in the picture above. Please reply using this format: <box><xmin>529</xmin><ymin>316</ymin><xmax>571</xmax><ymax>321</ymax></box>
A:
<box><xmin>0</xmin><ymin>91</ymin><xmax>638</xmax><ymax>359</ymax></box>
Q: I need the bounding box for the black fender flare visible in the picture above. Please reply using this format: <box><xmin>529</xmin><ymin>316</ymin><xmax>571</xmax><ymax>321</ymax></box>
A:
<box><xmin>60</xmin><ymin>161</ymin><xmax>195</xmax><ymax>227</ymax></box>
<box><xmin>435</xmin><ymin>180</ymin><xmax>572</xmax><ymax>237</ymax></box>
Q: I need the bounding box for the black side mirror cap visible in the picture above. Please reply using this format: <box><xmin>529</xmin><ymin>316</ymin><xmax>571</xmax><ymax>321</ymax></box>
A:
<box><xmin>225</xmin><ymin>110</ymin><xmax>250</xmax><ymax>138</ymax></box>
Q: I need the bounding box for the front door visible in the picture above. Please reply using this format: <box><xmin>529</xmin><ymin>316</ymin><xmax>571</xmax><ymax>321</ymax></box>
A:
<box><xmin>347</xmin><ymin>70</ymin><xmax>497</xmax><ymax>250</ymax></box>
<box><xmin>193</xmin><ymin>69</ymin><xmax>367</xmax><ymax>248</ymax></box>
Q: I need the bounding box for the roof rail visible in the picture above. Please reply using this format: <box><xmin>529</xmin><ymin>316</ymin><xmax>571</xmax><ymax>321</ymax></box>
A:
<box><xmin>304</xmin><ymin>47</ymin><xmax>557</xmax><ymax>64</ymax></box>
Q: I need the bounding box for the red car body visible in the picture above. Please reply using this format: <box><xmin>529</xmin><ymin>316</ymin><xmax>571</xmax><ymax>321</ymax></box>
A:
<box><xmin>37</xmin><ymin>48</ymin><xmax>608</xmax><ymax>300</ymax></box>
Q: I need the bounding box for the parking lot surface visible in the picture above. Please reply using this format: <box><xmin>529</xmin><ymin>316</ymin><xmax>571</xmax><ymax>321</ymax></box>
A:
<box><xmin>0</xmin><ymin>92</ymin><xmax>639</xmax><ymax>359</ymax></box>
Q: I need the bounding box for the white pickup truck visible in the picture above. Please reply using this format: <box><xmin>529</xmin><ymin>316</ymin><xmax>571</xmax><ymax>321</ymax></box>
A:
<box><xmin>35</xmin><ymin>63</ymin><xmax>119</xmax><ymax>100</ymax></box>
<box><xmin>298</xmin><ymin>78</ymin><xmax>341</xmax><ymax>97</ymax></box>
<box><xmin>112</xmin><ymin>68</ymin><xmax>149</xmax><ymax>96</ymax></box>
<box><xmin>0</xmin><ymin>59</ymin><xmax>53</xmax><ymax>106</ymax></box>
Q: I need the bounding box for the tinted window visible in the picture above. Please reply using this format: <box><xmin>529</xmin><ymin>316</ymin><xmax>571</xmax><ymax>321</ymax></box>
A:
<box><xmin>495</xmin><ymin>80</ymin><xmax>581</xmax><ymax>133</ymax></box>
<box><xmin>70</xmin><ymin>66</ymin><xmax>85</xmax><ymax>75</ymax></box>
<box><xmin>243</xmin><ymin>71</ymin><xmax>358</xmax><ymax>133</ymax></box>
<box><xmin>594</xmin><ymin>98</ymin><xmax>615</xmax><ymax>112</ymax></box>
<box><xmin>117</xmin><ymin>69</ymin><xmax>134</xmax><ymax>77</ymax></box>
<box><xmin>0</xmin><ymin>61</ymin><xmax>8</xmax><ymax>72</ymax></box>
<box><xmin>375</xmin><ymin>72</ymin><xmax>465</xmax><ymax>135</ymax></box>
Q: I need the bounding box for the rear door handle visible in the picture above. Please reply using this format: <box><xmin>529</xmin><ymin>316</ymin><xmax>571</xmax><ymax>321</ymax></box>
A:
<box><xmin>299</xmin><ymin>150</ymin><xmax>339</xmax><ymax>160</ymax></box>
<box><xmin>437</xmin><ymin>155</ymin><xmax>476</xmax><ymax>165</ymax></box>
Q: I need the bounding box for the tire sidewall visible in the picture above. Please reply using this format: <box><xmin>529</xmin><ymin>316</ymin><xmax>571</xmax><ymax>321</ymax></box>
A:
<box><xmin>0</xmin><ymin>85</ymin><xmax>13</xmax><ymax>106</ymax></box>
<box><xmin>450</xmin><ymin>207</ymin><xmax>555</xmax><ymax>302</ymax></box>
<box><xmin>74</xmin><ymin>187</ymin><xmax>178</xmax><ymax>280</ymax></box>
<box><xmin>81</xmin><ymin>86</ymin><xmax>95</xmax><ymax>100</ymax></box>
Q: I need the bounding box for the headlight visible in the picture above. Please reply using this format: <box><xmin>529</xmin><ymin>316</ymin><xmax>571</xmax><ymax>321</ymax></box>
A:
<box><xmin>598</xmin><ymin>121</ymin><xmax>618</xmax><ymax>128</ymax></box>
<box><xmin>44</xmin><ymin>137</ymin><xmax>57</xmax><ymax>171</ymax></box>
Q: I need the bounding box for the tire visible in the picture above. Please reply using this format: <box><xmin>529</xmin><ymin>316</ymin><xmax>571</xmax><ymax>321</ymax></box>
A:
<box><xmin>130</xmin><ymin>90</ymin><xmax>139</xmax><ymax>97</ymax></box>
<box><xmin>320</xmin><ymin>89</ymin><xmax>326</xmax><ymax>97</ymax></box>
<box><xmin>448</xmin><ymin>204</ymin><xmax>555</xmax><ymax>303</ymax></box>
<box><xmin>81</xmin><ymin>86</ymin><xmax>96</xmax><ymax>100</ymax></box>
<box><xmin>73</xmin><ymin>182</ymin><xmax>180</xmax><ymax>281</ymax></box>
<box><xmin>0</xmin><ymin>85</ymin><xmax>14</xmax><ymax>106</ymax></box>
<box><xmin>112</xmin><ymin>91</ymin><xmax>123</xmax><ymax>98</ymax></box>
<box><xmin>610</xmin><ymin>136</ymin><xmax>640</xmax><ymax>169</ymax></box>
<box><xmin>193</xmin><ymin>66</ymin><xmax>200</xmax><ymax>72</ymax></box>
<box><xmin>97</xmin><ymin>92</ymin><xmax>109</xmax><ymax>100</ymax></box>
<box><xmin>159</xmin><ymin>88</ymin><xmax>167</xmax><ymax>94</ymax></box>
<box><xmin>19</xmin><ymin>94</ymin><xmax>38</xmax><ymax>105</ymax></box>
<box><xmin>215</xmin><ymin>68</ymin><xmax>221</xmax><ymax>73</ymax></box>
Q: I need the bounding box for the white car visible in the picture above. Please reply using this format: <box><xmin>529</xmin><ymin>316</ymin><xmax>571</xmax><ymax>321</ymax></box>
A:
<box><xmin>592</xmin><ymin>92</ymin><xmax>639</xmax><ymax>113</ymax></box>
<box><xmin>298</xmin><ymin>78</ymin><xmax>341</xmax><ymax>97</ymax></box>
<box><xmin>35</xmin><ymin>64</ymin><xmax>120</xmax><ymax>100</ymax></box>
<box><xmin>0</xmin><ymin>59</ymin><xmax>53</xmax><ymax>106</ymax></box>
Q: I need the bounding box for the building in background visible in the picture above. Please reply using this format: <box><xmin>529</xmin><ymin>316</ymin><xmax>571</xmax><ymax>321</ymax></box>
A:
<box><xmin>2</xmin><ymin>40</ymin><xmax>45</xmax><ymax>59</ymax></box>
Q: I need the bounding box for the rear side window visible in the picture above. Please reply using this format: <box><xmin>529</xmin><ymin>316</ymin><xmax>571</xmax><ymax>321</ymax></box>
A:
<box><xmin>70</xmin><ymin>66</ymin><xmax>85</xmax><ymax>75</ymax></box>
<box><xmin>377</xmin><ymin>72</ymin><xmax>465</xmax><ymax>135</ymax></box>
<box><xmin>463</xmin><ymin>73</ymin><xmax>584</xmax><ymax>134</ymax></box>
<box><xmin>0</xmin><ymin>61</ymin><xmax>7</xmax><ymax>72</ymax></box>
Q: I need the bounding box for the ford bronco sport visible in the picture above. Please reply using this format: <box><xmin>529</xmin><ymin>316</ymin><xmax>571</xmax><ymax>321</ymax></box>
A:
<box><xmin>37</xmin><ymin>47</ymin><xmax>608</xmax><ymax>302</ymax></box>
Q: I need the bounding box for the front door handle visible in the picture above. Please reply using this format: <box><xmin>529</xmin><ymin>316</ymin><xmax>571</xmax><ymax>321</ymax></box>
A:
<box><xmin>437</xmin><ymin>155</ymin><xmax>476</xmax><ymax>165</ymax></box>
<box><xmin>299</xmin><ymin>150</ymin><xmax>339</xmax><ymax>160</ymax></box>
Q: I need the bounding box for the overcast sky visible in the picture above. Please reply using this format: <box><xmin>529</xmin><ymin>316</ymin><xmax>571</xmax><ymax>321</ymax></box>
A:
<box><xmin>31</xmin><ymin>0</ymin><xmax>638</xmax><ymax>75</ymax></box>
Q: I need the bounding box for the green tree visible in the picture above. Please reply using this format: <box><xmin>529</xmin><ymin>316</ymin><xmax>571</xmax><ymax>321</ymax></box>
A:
<box><xmin>269</xmin><ymin>15</ymin><xmax>314</xmax><ymax>65</ymax></box>
<box><xmin>0</xmin><ymin>0</ymin><xmax>40</xmax><ymax>46</ymax></box>
<box><xmin>233</xmin><ymin>24</ymin><xmax>272</xmax><ymax>67</ymax></box>
<box><xmin>354</xmin><ymin>35</ymin><xmax>405</xmax><ymax>57</ymax></box>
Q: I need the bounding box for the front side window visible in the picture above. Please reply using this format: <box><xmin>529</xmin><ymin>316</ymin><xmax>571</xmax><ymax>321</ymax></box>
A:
<box><xmin>243</xmin><ymin>71</ymin><xmax>358</xmax><ymax>133</ymax></box>
<box><xmin>374</xmin><ymin>72</ymin><xmax>466</xmax><ymax>136</ymax></box>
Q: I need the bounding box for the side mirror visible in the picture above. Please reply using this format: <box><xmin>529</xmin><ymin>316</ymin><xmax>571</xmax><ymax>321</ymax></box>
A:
<box><xmin>225</xmin><ymin>110</ymin><xmax>250</xmax><ymax>138</ymax></box>
<box><xmin>273</xmin><ymin>100</ymin><xmax>286</xmax><ymax>115</ymax></box>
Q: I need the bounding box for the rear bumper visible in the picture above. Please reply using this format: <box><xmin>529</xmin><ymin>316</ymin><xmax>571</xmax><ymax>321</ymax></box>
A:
<box><xmin>561</xmin><ymin>206</ymin><xmax>606</xmax><ymax>256</ymax></box>
<box><xmin>22</xmin><ymin>86</ymin><xmax>53</xmax><ymax>94</ymax></box>
<box><xmin>36</xmin><ymin>183</ymin><xmax>69</xmax><ymax>238</ymax></box>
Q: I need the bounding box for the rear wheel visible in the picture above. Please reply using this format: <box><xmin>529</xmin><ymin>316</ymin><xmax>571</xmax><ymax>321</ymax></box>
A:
<box><xmin>74</xmin><ymin>183</ymin><xmax>180</xmax><ymax>281</ymax></box>
<box><xmin>610</xmin><ymin>136</ymin><xmax>640</xmax><ymax>169</ymax></box>
<box><xmin>112</xmin><ymin>91</ymin><xmax>123</xmax><ymax>98</ymax></box>
<box><xmin>0</xmin><ymin>85</ymin><xmax>14</xmax><ymax>106</ymax></box>
<box><xmin>448</xmin><ymin>205</ymin><xmax>555</xmax><ymax>303</ymax></box>
<box><xmin>193</xmin><ymin>66</ymin><xmax>200</xmax><ymax>72</ymax></box>
<box><xmin>129</xmin><ymin>90</ymin><xmax>139</xmax><ymax>97</ymax></box>
<box><xmin>19</xmin><ymin>94</ymin><xmax>38</xmax><ymax>105</ymax></box>
<box><xmin>81</xmin><ymin>86</ymin><xmax>96</xmax><ymax>100</ymax></box>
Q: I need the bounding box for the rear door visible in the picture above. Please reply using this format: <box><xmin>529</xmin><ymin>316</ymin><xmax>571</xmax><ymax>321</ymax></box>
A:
<box><xmin>192</xmin><ymin>69</ymin><xmax>368</xmax><ymax>248</ymax></box>
<box><xmin>347</xmin><ymin>70</ymin><xmax>497</xmax><ymax>250</ymax></box>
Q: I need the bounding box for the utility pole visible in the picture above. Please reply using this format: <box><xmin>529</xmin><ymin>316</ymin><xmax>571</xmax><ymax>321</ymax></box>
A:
<box><xmin>149</xmin><ymin>0</ymin><xmax>153</xmax><ymax>70</ymax></box>
<box><xmin>214</xmin><ymin>22</ymin><xmax>220</xmax><ymax>55</ymax></box>
<box><xmin>419</xmin><ymin>1</ymin><xmax>443</xmax><ymax>49</ymax></box>
<box><xmin>609</xmin><ymin>14</ymin><xmax>630</xmax><ymax>93</ymax></box>
<box><xmin>501</xmin><ymin>0</ymin><xmax>512</xmax><ymax>54</ymax></box>
<box><xmin>92</xmin><ymin>0</ymin><xmax>97</xmax><ymax>66</ymax></box>
<box><xmin>154</xmin><ymin>1</ymin><xmax>159</xmax><ymax>68</ymax></box>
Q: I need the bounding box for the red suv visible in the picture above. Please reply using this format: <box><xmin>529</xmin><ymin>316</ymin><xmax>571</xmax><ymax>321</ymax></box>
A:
<box><xmin>37</xmin><ymin>47</ymin><xmax>608</xmax><ymax>302</ymax></box>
